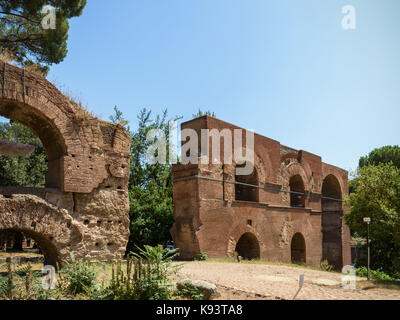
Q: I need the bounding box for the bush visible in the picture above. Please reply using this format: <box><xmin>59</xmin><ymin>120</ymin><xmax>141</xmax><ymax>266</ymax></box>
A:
<box><xmin>355</xmin><ymin>267</ymin><xmax>395</xmax><ymax>281</ymax></box>
<box><xmin>176</xmin><ymin>280</ymin><xmax>204</xmax><ymax>300</ymax></box>
<box><xmin>320</xmin><ymin>260</ymin><xmax>333</xmax><ymax>272</ymax></box>
<box><xmin>58</xmin><ymin>253</ymin><xmax>98</xmax><ymax>296</ymax></box>
<box><xmin>100</xmin><ymin>245</ymin><xmax>182</xmax><ymax>300</ymax></box>
<box><xmin>194</xmin><ymin>253</ymin><xmax>207</xmax><ymax>261</ymax></box>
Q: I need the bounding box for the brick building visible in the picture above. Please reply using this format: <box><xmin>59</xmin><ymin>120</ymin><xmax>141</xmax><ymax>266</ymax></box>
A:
<box><xmin>171</xmin><ymin>116</ymin><xmax>351</xmax><ymax>269</ymax></box>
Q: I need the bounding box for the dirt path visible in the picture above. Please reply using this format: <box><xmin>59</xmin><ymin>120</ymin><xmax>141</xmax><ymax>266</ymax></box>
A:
<box><xmin>175</xmin><ymin>261</ymin><xmax>400</xmax><ymax>300</ymax></box>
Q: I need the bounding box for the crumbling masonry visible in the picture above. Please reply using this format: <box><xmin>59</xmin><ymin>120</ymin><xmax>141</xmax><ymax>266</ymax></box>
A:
<box><xmin>0</xmin><ymin>63</ymin><xmax>131</xmax><ymax>266</ymax></box>
<box><xmin>171</xmin><ymin>116</ymin><xmax>351</xmax><ymax>269</ymax></box>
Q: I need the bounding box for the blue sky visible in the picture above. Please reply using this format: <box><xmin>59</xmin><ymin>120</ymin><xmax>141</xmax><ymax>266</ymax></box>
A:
<box><xmin>45</xmin><ymin>0</ymin><xmax>399</xmax><ymax>172</ymax></box>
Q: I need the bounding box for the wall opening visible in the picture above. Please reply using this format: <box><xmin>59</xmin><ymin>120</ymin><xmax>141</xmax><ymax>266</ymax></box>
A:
<box><xmin>291</xmin><ymin>233</ymin><xmax>306</xmax><ymax>264</ymax></box>
<box><xmin>0</xmin><ymin>99</ymin><xmax>66</xmax><ymax>189</ymax></box>
<box><xmin>235</xmin><ymin>163</ymin><xmax>259</xmax><ymax>202</ymax></box>
<box><xmin>235</xmin><ymin>232</ymin><xmax>260</xmax><ymax>260</ymax></box>
<box><xmin>289</xmin><ymin>175</ymin><xmax>305</xmax><ymax>207</ymax></box>
<box><xmin>0</xmin><ymin>228</ymin><xmax>60</xmax><ymax>267</ymax></box>
<box><xmin>0</xmin><ymin>120</ymin><xmax>48</xmax><ymax>188</ymax></box>
<box><xmin>321</xmin><ymin>174</ymin><xmax>343</xmax><ymax>270</ymax></box>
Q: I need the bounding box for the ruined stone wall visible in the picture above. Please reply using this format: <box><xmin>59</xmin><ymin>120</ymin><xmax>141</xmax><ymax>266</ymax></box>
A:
<box><xmin>0</xmin><ymin>63</ymin><xmax>130</xmax><ymax>265</ymax></box>
<box><xmin>171</xmin><ymin>116</ymin><xmax>351</xmax><ymax>269</ymax></box>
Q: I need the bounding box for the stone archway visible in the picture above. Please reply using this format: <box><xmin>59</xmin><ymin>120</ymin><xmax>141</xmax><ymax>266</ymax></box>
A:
<box><xmin>235</xmin><ymin>232</ymin><xmax>260</xmax><ymax>260</ymax></box>
<box><xmin>0</xmin><ymin>63</ymin><xmax>131</xmax><ymax>264</ymax></box>
<box><xmin>291</xmin><ymin>233</ymin><xmax>306</xmax><ymax>264</ymax></box>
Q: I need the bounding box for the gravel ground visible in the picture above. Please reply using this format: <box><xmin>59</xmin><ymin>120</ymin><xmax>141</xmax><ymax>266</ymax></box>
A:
<box><xmin>175</xmin><ymin>261</ymin><xmax>400</xmax><ymax>300</ymax></box>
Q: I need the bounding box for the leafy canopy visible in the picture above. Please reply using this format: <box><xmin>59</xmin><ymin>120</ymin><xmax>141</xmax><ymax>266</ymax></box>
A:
<box><xmin>359</xmin><ymin>145</ymin><xmax>400</xmax><ymax>169</ymax></box>
<box><xmin>344</xmin><ymin>163</ymin><xmax>400</xmax><ymax>278</ymax></box>
<box><xmin>0</xmin><ymin>0</ymin><xmax>87</xmax><ymax>71</ymax></box>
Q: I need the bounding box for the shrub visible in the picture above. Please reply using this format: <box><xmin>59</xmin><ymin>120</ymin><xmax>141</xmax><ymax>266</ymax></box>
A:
<box><xmin>176</xmin><ymin>280</ymin><xmax>204</xmax><ymax>300</ymax></box>
<box><xmin>100</xmin><ymin>245</ymin><xmax>182</xmax><ymax>300</ymax></box>
<box><xmin>355</xmin><ymin>267</ymin><xmax>395</xmax><ymax>281</ymax></box>
<box><xmin>320</xmin><ymin>260</ymin><xmax>333</xmax><ymax>272</ymax></box>
<box><xmin>194</xmin><ymin>252</ymin><xmax>207</xmax><ymax>261</ymax></box>
<box><xmin>58</xmin><ymin>253</ymin><xmax>98</xmax><ymax>296</ymax></box>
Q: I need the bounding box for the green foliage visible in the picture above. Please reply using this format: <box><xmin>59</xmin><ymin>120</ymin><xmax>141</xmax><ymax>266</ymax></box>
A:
<box><xmin>126</xmin><ymin>108</ymin><xmax>181</xmax><ymax>252</ymax></box>
<box><xmin>100</xmin><ymin>245</ymin><xmax>182</xmax><ymax>300</ymax></box>
<box><xmin>359</xmin><ymin>145</ymin><xmax>400</xmax><ymax>169</ymax></box>
<box><xmin>109</xmin><ymin>105</ymin><xmax>125</xmax><ymax>124</ymax></box>
<box><xmin>0</xmin><ymin>262</ymin><xmax>56</xmax><ymax>300</ymax></box>
<box><xmin>355</xmin><ymin>267</ymin><xmax>395</xmax><ymax>281</ymax></box>
<box><xmin>192</xmin><ymin>109</ymin><xmax>216</xmax><ymax>118</ymax></box>
<box><xmin>0</xmin><ymin>121</ymin><xmax>47</xmax><ymax>187</ymax></box>
<box><xmin>344</xmin><ymin>163</ymin><xmax>400</xmax><ymax>279</ymax></box>
<box><xmin>194</xmin><ymin>252</ymin><xmax>207</xmax><ymax>261</ymax></box>
<box><xmin>320</xmin><ymin>260</ymin><xmax>333</xmax><ymax>272</ymax></box>
<box><xmin>0</xmin><ymin>0</ymin><xmax>87</xmax><ymax>68</ymax></box>
<box><xmin>58</xmin><ymin>253</ymin><xmax>98</xmax><ymax>296</ymax></box>
<box><xmin>177</xmin><ymin>281</ymin><xmax>205</xmax><ymax>300</ymax></box>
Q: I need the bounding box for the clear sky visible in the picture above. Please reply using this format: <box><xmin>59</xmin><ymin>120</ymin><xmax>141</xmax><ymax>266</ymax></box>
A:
<box><xmin>45</xmin><ymin>0</ymin><xmax>399</xmax><ymax>173</ymax></box>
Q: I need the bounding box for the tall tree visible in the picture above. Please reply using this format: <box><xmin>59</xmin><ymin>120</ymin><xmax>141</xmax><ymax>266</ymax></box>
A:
<box><xmin>124</xmin><ymin>108</ymin><xmax>181</xmax><ymax>252</ymax></box>
<box><xmin>0</xmin><ymin>0</ymin><xmax>87</xmax><ymax>72</ymax></box>
<box><xmin>359</xmin><ymin>145</ymin><xmax>400</xmax><ymax>169</ymax></box>
<box><xmin>344</xmin><ymin>163</ymin><xmax>400</xmax><ymax>278</ymax></box>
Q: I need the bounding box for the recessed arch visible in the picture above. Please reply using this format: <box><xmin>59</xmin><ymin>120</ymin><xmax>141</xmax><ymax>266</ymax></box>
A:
<box><xmin>291</xmin><ymin>232</ymin><xmax>306</xmax><ymax>264</ymax></box>
<box><xmin>0</xmin><ymin>228</ymin><xmax>60</xmax><ymax>267</ymax></box>
<box><xmin>235</xmin><ymin>232</ymin><xmax>260</xmax><ymax>260</ymax></box>
<box><xmin>0</xmin><ymin>195</ymin><xmax>83</xmax><ymax>267</ymax></box>
<box><xmin>235</xmin><ymin>162</ymin><xmax>259</xmax><ymax>202</ymax></box>
<box><xmin>289</xmin><ymin>175</ymin><xmax>305</xmax><ymax>207</ymax></box>
<box><xmin>321</xmin><ymin>174</ymin><xmax>343</xmax><ymax>269</ymax></box>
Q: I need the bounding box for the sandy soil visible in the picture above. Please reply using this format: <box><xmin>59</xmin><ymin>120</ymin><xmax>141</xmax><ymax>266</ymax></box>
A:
<box><xmin>175</xmin><ymin>261</ymin><xmax>400</xmax><ymax>300</ymax></box>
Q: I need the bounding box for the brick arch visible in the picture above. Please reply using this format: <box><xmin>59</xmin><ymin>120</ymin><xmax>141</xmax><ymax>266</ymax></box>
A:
<box><xmin>291</xmin><ymin>232</ymin><xmax>306</xmax><ymax>263</ymax></box>
<box><xmin>278</xmin><ymin>160</ymin><xmax>311</xmax><ymax>205</ymax></box>
<box><xmin>0</xmin><ymin>63</ymin><xmax>131</xmax><ymax>265</ymax></box>
<box><xmin>227</xmin><ymin>223</ymin><xmax>263</xmax><ymax>258</ymax></box>
<box><xmin>0</xmin><ymin>63</ymin><xmax>131</xmax><ymax>193</ymax></box>
<box><xmin>0</xmin><ymin>63</ymin><xmax>86</xmax><ymax>190</ymax></box>
<box><xmin>234</xmin><ymin>148</ymin><xmax>266</xmax><ymax>183</ymax></box>
<box><xmin>0</xmin><ymin>195</ymin><xmax>84</xmax><ymax>266</ymax></box>
<box><xmin>321</xmin><ymin>173</ymin><xmax>345</xmax><ymax>198</ymax></box>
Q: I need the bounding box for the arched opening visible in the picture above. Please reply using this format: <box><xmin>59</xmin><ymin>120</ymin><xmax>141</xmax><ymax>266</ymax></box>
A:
<box><xmin>0</xmin><ymin>100</ymin><xmax>66</xmax><ymax>189</ymax></box>
<box><xmin>0</xmin><ymin>101</ymin><xmax>66</xmax><ymax>266</ymax></box>
<box><xmin>321</xmin><ymin>175</ymin><xmax>343</xmax><ymax>270</ymax></box>
<box><xmin>0</xmin><ymin>228</ymin><xmax>60</xmax><ymax>267</ymax></box>
<box><xmin>0</xmin><ymin>120</ymin><xmax>48</xmax><ymax>188</ymax></box>
<box><xmin>235</xmin><ymin>232</ymin><xmax>260</xmax><ymax>260</ymax></box>
<box><xmin>289</xmin><ymin>175</ymin><xmax>305</xmax><ymax>207</ymax></box>
<box><xmin>235</xmin><ymin>163</ymin><xmax>259</xmax><ymax>202</ymax></box>
<box><xmin>291</xmin><ymin>233</ymin><xmax>306</xmax><ymax>264</ymax></box>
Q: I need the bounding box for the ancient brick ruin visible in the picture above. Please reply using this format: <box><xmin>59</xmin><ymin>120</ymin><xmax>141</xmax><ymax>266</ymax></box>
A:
<box><xmin>0</xmin><ymin>63</ymin><xmax>131</xmax><ymax>266</ymax></box>
<box><xmin>171</xmin><ymin>116</ymin><xmax>351</xmax><ymax>269</ymax></box>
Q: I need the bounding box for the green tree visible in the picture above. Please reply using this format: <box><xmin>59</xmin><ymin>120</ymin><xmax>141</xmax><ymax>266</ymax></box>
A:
<box><xmin>0</xmin><ymin>121</ymin><xmax>47</xmax><ymax>187</ymax></box>
<box><xmin>359</xmin><ymin>145</ymin><xmax>400</xmax><ymax>169</ymax></box>
<box><xmin>109</xmin><ymin>106</ymin><xmax>125</xmax><ymax>124</ymax></box>
<box><xmin>125</xmin><ymin>108</ymin><xmax>181</xmax><ymax>252</ymax></box>
<box><xmin>0</xmin><ymin>0</ymin><xmax>87</xmax><ymax>72</ymax></box>
<box><xmin>344</xmin><ymin>163</ymin><xmax>400</xmax><ymax>278</ymax></box>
